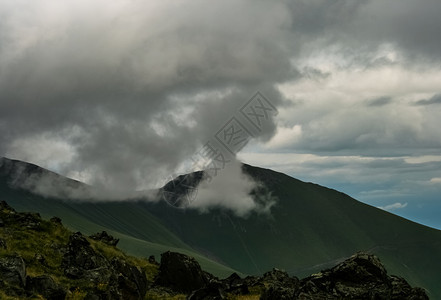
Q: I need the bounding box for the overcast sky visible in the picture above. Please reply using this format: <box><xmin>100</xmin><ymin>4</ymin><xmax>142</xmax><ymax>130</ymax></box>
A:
<box><xmin>1</xmin><ymin>0</ymin><xmax>440</xmax><ymax>228</ymax></box>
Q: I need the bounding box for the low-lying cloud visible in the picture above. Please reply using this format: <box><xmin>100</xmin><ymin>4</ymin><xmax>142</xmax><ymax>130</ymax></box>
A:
<box><xmin>188</xmin><ymin>160</ymin><xmax>277</xmax><ymax>217</ymax></box>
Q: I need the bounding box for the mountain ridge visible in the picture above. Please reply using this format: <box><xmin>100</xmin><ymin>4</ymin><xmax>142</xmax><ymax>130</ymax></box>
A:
<box><xmin>1</xmin><ymin>156</ymin><xmax>440</xmax><ymax>298</ymax></box>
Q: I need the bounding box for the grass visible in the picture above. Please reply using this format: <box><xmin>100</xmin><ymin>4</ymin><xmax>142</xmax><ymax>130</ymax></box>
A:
<box><xmin>0</xmin><ymin>211</ymin><xmax>162</xmax><ymax>299</ymax></box>
<box><xmin>144</xmin><ymin>292</ymin><xmax>187</xmax><ymax>300</ymax></box>
<box><xmin>227</xmin><ymin>296</ymin><xmax>260</xmax><ymax>300</ymax></box>
<box><xmin>2</xmin><ymin>186</ymin><xmax>239</xmax><ymax>278</ymax></box>
<box><xmin>0</xmin><ymin>206</ymin><xmax>250</xmax><ymax>299</ymax></box>
<box><xmin>0</xmin><ymin>219</ymin><xmax>70</xmax><ymax>283</ymax></box>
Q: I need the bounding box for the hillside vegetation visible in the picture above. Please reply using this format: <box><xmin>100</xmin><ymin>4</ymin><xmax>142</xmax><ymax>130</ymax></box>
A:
<box><xmin>1</xmin><ymin>157</ymin><xmax>440</xmax><ymax>298</ymax></box>
<box><xmin>0</xmin><ymin>201</ymin><xmax>428</xmax><ymax>299</ymax></box>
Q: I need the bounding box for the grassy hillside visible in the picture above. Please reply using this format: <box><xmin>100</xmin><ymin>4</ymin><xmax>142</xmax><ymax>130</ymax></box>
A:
<box><xmin>0</xmin><ymin>158</ymin><xmax>239</xmax><ymax>278</ymax></box>
<box><xmin>2</xmin><ymin>200</ymin><xmax>427</xmax><ymax>299</ymax></box>
<box><xmin>1</xmin><ymin>157</ymin><xmax>440</xmax><ymax>298</ymax></box>
<box><xmin>0</xmin><ymin>201</ymin><xmax>164</xmax><ymax>299</ymax></box>
<box><xmin>141</xmin><ymin>164</ymin><xmax>441</xmax><ymax>298</ymax></box>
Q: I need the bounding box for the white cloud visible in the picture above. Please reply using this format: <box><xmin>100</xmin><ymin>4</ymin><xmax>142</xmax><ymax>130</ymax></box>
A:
<box><xmin>274</xmin><ymin>44</ymin><xmax>441</xmax><ymax>154</ymax></box>
<box><xmin>5</xmin><ymin>133</ymin><xmax>76</xmax><ymax>173</ymax></box>
<box><xmin>264</xmin><ymin>125</ymin><xmax>302</xmax><ymax>150</ymax></box>
<box><xmin>405</xmin><ymin>156</ymin><xmax>441</xmax><ymax>164</ymax></box>
<box><xmin>378</xmin><ymin>202</ymin><xmax>408</xmax><ymax>211</ymax></box>
<box><xmin>188</xmin><ymin>159</ymin><xmax>277</xmax><ymax>217</ymax></box>
<box><xmin>430</xmin><ymin>178</ymin><xmax>441</xmax><ymax>184</ymax></box>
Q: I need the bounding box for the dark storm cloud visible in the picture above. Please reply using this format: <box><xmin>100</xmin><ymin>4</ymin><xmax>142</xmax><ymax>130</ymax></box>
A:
<box><xmin>1</xmin><ymin>0</ymin><xmax>441</xmax><ymax>200</ymax></box>
<box><xmin>414</xmin><ymin>94</ymin><xmax>441</xmax><ymax>106</ymax></box>
<box><xmin>0</xmin><ymin>0</ymin><xmax>298</xmax><ymax>193</ymax></box>
<box><xmin>281</xmin><ymin>0</ymin><xmax>441</xmax><ymax>66</ymax></box>
<box><xmin>335</xmin><ymin>0</ymin><xmax>441</xmax><ymax>63</ymax></box>
<box><xmin>367</xmin><ymin>96</ymin><xmax>392</xmax><ymax>107</ymax></box>
<box><xmin>360</xmin><ymin>0</ymin><xmax>441</xmax><ymax>61</ymax></box>
<box><xmin>284</xmin><ymin>0</ymin><xmax>368</xmax><ymax>35</ymax></box>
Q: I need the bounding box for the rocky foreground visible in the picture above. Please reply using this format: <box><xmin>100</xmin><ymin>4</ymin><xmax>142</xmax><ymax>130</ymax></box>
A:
<box><xmin>0</xmin><ymin>201</ymin><xmax>429</xmax><ymax>299</ymax></box>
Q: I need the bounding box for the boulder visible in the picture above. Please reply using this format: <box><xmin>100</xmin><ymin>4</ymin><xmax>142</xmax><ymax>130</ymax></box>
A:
<box><xmin>50</xmin><ymin>216</ymin><xmax>63</xmax><ymax>225</ymax></box>
<box><xmin>155</xmin><ymin>251</ymin><xmax>209</xmax><ymax>293</ymax></box>
<box><xmin>222</xmin><ymin>272</ymin><xmax>249</xmax><ymax>295</ymax></box>
<box><xmin>111</xmin><ymin>257</ymin><xmax>148</xmax><ymax>300</ymax></box>
<box><xmin>331</xmin><ymin>252</ymin><xmax>389</xmax><ymax>283</ymax></box>
<box><xmin>0</xmin><ymin>201</ymin><xmax>15</xmax><ymax>213</ymax></box>
<box><xmin>148</xmin><ymin>255</ymin><xmax>159</xmax><ymax>265</ymax></box>
<box><xmin>260</xmin><ymin>252</ymin><xmax>428</xmax><ymax>299</ymax></box>
<box><xmin>261</xmin><ymin>268</ymin><xmax>299</xmax><ymax>300</ymax></box>
<box><xmin>243</xmin><ymin>275</ymin><xmax>263</xmax><ymax>288</ymax></box>
<box><xmin>299</xmin><ymin>252</ymin><xmax>429</xmax><ymax>299</ymax></box>
<box><xmin>0</xmin><ymin>201</ymin><xmax>41</xmax><ymax>230</ymax></box>
<box><xmin>263</xmin><ymin>268</ymin><xmax>299</xmax><ymax>288</ymax></box>
<box><xmin>15</xmin><ymin>212</ymin><xmax>42</xmax><ymax>230</ymax></box>
<box><xmin>0</xmin><ymin>254</ymin><xmax>26</xmax><ymax>288</ymax></box>
<box><xmin>26</xmin><ymin>275</ymin><xmax>67</xmax><ymax>300</ymax></box>
<box><xmin>260</xmin><ymin>283</ymin><xmax>297</xmax><ymax>300</ymax></box>
<box><xmin>89</xmin><ymin>231</ymin><xmax>119</xmax><ymax>246</ymax></box>
<box><xmin>61</xmin><ymin>232</ymin><xmax>112</xmax><ymax>281</ymax></box>
<box><xmin>390</xmin><ymin>275</ymin><xmax>429</xmax><ymax>300</ymax></box>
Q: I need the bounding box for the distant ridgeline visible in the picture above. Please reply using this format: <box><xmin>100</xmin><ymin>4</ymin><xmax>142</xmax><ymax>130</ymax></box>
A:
<box><xmin>0</xmin><ymin>201</ymin><xmax>429</xmax><ymax>299</ymax></box>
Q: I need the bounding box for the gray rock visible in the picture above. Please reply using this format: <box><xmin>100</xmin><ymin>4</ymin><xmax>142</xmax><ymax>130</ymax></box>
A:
<box><xmin>390</xmin><ymin>275</ymin><xmax>429</xmax><ymax>300</ymax></box>
<box><xmin>16</xmin><ymin>212</ymin><xmax>42</xmax><ymax>230</ymax></box>
<box><xmin>263</xmin><ymin>268</ymin><xmax>299</xmax><ymax>288</ymax></box>
<box><xmin>260</xmin><ymin>283</ymin><xmax>297</xmax><ymax>300</ymax></box>
<box><xmin>221</xmin><ymin>272</ymin><xmax>249</xmax><ymax>295</ymax></box>
<box><xmin>148</xmin><ymin>255</ymin><xmax>159</xmax><ymax>265</ymax></box>
<box><xmin>26</xmin><ymin>275</ymin><xmax>67</xmax><ymax>300</ymax></box>
<box><xmin>155</xmin><ymin>251</ymin><xmax>209</xmax><ymax>293</ymax></box>
<box><xmin>90</xmin><ymin>231</ymin><xmax>119</xmax><ymax>246</ymax></box>
<box><xmin>243</xmin><ymin>275</ymin><xmax>263</xmax><ymax>288</ymax></box>
<box><xmin>261</xmin><ymin>268</ymin><xmax>299</xmax><ymax>300</ymax></box>
<box><xmin>298</xmin><ymin>252</ymin><xmax>429</xmax><ymax>300</ymax></box>
<box><xmin>0</xmin><ymin>201</ymin><xmax>41</xmax><ymax>230</ymax></box>
<box><xmin>0</xmin><ymin>254</ymin><xmax>26</xmax><ymax>288</ymax></box>
<box><xmin>111</xmin><ymin>256</ymin><xmax>148</xmax><ymax>300</ymax></box>
<box><xmin>0</xmin><ymin>201</ymin><xmax>15</xmax><ymax>213</ymax></box>
<box><xmin>50</xmin><ymin>216</ymin><xmax>63</xmax><ymax>225</ymax></box>
<box><xmin>61</xmin><ymin>232</ymin><xmax>112</xmax><ymax>281</ymax></box>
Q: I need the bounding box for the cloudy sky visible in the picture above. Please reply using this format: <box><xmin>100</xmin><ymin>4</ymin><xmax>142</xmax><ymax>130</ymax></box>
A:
<box><xmin>1</xmin><ymin>0</ymin><xmax>440</xmax><ymax>228</ymax></box>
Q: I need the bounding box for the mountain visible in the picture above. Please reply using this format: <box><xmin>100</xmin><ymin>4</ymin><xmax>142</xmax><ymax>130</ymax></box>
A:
<box><xmin>1</xmin><ymin>157</ymin><xmax>440</xmax><ymax>298</ymax></box>
<box><xmin>144</xmin><ymin>164</ymin><xmax>441</xmax><ymax>298</ymax></box>
<box><xmin>0</xmin><ymin>200</ymin><xmax>428</xmax><ymax>299</ymax></box>
<box><xmin>0</xmin><ymin>157</ymin><xmax>237</xmax><ymax>278</ymax></box>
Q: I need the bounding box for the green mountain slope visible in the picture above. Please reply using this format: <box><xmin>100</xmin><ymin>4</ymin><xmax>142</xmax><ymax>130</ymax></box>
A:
<box><xmin>142</xmin><ymin>164</ymin><xmax>441</xmax><ymax>298</ymax></box>
<box><xmin>0</xmin><ymin>157</ymin><xmax>238</xmax><ymax>278</ymax></box>
<box><xmin>1</xmin><ymin>200</ymin><xmax>428</xmax><ymax>299</ymax></box>
<box><xmin>1</xmin><ymin>157</ymin><xmax>440</xmax><ymax>298</ymax></box>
